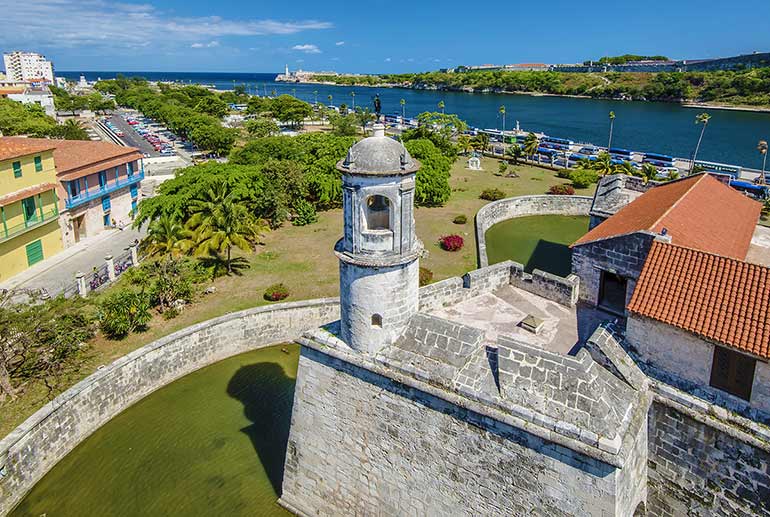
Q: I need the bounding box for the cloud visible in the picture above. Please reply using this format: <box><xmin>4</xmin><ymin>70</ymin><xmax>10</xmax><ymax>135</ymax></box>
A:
<box><xmin>0</xmin><ymin>0</ymin><xmax>332</xmax><ymax>50</ymax></box>
<box><xmin>292</xmin><ymin>44</ymin><xmax>321</xmax><ymax>54</ymax></box>
<box><xmin>335</xmin><ymin>41</ymin><xmax>345</xmax><ymax>46</ymax></box>
<box><xmin>384</xmin><ymin>57</ymin><xmax>392</xmax><ymax>62</ymax></box>
<box><xmin>191</xmin><ymin>41</ymin><xmax>220</xmax><ymax>49</ymax></box>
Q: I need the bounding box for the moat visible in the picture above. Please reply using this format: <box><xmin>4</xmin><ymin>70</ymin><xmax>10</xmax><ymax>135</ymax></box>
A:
<box><xmin>11</xmin><ymin>345</ymin><xmax>298</xmax><ymax>517</ymax></box>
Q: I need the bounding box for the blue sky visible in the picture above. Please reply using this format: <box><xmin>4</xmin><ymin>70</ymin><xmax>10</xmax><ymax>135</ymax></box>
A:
<box><xmin>1</xmin><ymin>0</ymin><xmax>769</xmax><ymax>73</ymax></box>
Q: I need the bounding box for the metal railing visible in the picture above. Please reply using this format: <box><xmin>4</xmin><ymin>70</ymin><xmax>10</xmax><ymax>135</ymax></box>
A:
<box><xmin>65</xmin><ymin>171</ymin><xmax>144</xmax><ymax>210</ymax></box>
<box><xmin>1</xmin><ymin>208</ymin><xmax>59</xmax><ymax>242</ymax></box>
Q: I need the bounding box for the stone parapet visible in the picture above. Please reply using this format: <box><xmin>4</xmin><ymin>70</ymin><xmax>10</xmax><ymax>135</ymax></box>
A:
<box><xmin>0</xmin><ymin>298</ymin><xmax>340</xmax><ymax>516</ymax></box>
<box><xmin>474</xmin><ymin>194</ymin><xmax>593</xmax><ymax>267</ymax></box>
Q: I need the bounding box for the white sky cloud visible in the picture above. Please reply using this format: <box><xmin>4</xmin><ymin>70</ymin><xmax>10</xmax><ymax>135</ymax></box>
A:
<box><xmin>0</xmin><ymin>0</ymin><xmax>332</xmax><ymax>50</ymax></box>
<box><xmin>335</xmin><ymin>41</ymin><xmax>345</xmax><ymax>46</ymax></box>
<box><xmin>292</xmin><ymin>44</ymin><xmax>321</xmax><ymax>54</ymax></box>
<box><xmin>191</xmin><ymin>41</ymin><xmax>220</xmax><ymax>49</ymax></box>
<box><xmin>384</xmin><ymin>57</ymin><xmax>392</xmax><ymax>62</ymax></box>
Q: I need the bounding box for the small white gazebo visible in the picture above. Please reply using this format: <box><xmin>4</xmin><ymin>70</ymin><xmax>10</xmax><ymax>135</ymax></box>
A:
<box><xmin>467</xmin><ymin>154</ymin><xmax>481</xmax><ymax>170</ymax></box>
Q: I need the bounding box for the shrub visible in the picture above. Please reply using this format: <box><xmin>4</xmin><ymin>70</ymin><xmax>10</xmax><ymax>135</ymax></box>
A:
<box><xmin>569</xmin><ymin>169</ymin><xmax>599</xmax><ymax>189</ymax></box>
<box><xmin>98</xmin><ymin>290</ymin><xmax>152</xmax><ymax>339</ymax></box>
<box><xmin>419</xmin><ymin>267</ymin><xmax>434</xmax><ymax>286</ymax></box>
<box><xmin>453</xmin><ymin>214</ymin><xmax>467</xmax><ymax>224</ymax></box>
<box><xmin>439</xmin><ymin>234</ymin><xmax>464</xmax><ymax>252</ymax></box>
<box><xmin>548</xmin><ymin>184</ymin><xmax>576</xmax><ymax>195</ymax></box>
<box><xmin>264</xmin><ymin>283</ymin><xmax>290</xmax><ymax>301</ymax></box>
<box><xmin>556</xmin><ymin>169</ymin><xmax>572</xmax><ymax>179</ymax></box>
<box><xmin>292</xmin><ymin>198</ymin><xmax>318</xmax><ymax>226</ymax></box>
<box><xmin>479</xmin><ymin>188</ymin><xmax>506</xmax><ymax>201</ymax></box>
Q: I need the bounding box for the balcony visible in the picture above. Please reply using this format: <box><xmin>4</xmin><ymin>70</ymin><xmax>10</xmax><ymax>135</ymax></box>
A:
<box><xmin>1</xmin><ymin>208</ymin><xmax>59</xmax><ymax>243</ymax></box>
<box><xmin>65</xmin><ymin>171</ymin><xmax>145</xmax><ymax>210</ymax></box>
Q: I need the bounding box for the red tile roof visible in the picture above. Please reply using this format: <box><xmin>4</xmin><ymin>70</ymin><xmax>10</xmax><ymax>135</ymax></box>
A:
<box><xmin>0</xmin><ymin>137</ymin><xmax>56</xmax><ymax>162</ymax></box>
<box><xmin>628</xmin><ymin>241</ymin><xmax>770</xmax><ymax>359</ymax></box>
<box><xmin>1</xmin><ymin>137</ymin><xmax>142</xmax><ymax>181</ymax></box>
<box><xmin>0</xmin><ymin>182</ymin><xmax>57</xmax><ymax>207</ymax></box>
<box><xmin>573</xmin><ymin>174</ymin><xmax>761</xmax><ymax>260</ymax></box>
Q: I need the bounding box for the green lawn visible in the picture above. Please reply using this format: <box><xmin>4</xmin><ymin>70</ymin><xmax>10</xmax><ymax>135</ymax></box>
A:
<box><xmin>485</xmin><ymin>215</ymin><xmax>590</xmax><ymax>277</ymax></box>
<box><xmin>1</xmin><ymin>156</ymin><xmax>595</xmax><ymax>439</ymax></box>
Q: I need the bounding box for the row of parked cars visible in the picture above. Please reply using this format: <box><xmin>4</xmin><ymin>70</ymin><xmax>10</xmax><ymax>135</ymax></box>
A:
<box><xmin>103</xmin><ymin>119</ymin><xmax>124</xmax><ymax>137</ymax></box>
<box><xmin>123</xmin><ymin>115</ymin><xmax>177</xmax><ymax>157</ymax></box>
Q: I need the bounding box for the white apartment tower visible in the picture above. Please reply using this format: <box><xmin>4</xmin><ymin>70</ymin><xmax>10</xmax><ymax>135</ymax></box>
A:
<box><xmin>3</xmin><ymin>51</ymin><xmax>55</xmax><ymax>83</ymax></box>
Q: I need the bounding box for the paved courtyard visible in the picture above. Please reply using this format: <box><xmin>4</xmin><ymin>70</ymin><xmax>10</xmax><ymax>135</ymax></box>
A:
<box><xmin>747</xmin><ymin>225</ymin><xmax>770</xmax><ymax>267</ymax></box>
<box><xmin>429</xmin><ymin>285</ymin><xmax>615</xmax><ymax>355</ymax></box>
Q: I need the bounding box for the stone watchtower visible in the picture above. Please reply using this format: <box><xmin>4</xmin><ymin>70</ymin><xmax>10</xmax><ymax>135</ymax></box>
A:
<box><xmin>335</xmin><ymin>123</ymin><xmax>422</xmax><ymax>353</ymax></box>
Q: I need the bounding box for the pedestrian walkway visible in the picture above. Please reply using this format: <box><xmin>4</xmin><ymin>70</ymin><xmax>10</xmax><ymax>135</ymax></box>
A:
<box><xmin>1</xmin><ymin>225</ymin><xmax>145</xmax><ymax>298</ymax></box>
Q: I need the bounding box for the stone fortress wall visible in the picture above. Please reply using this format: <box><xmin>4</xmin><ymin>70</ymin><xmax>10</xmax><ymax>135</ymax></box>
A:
<box><xmin>0</xmin><ymin>299</ymin><xmax>340</xmax><ymax>516</ymax></box>
<box><xmin>474</xmin><ymin>194</ymin><xmax>593</xmax><ymax>268</ymax></box>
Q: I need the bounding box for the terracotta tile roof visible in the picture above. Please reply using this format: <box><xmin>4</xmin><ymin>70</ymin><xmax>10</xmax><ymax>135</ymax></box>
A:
<box><xmin>0</xmin><ymin>137</ymin><xmax>56</xmax><ymax>162</ymax></box>
<box><xmin>1</xmin><ymin>137</ymin><xmax>142</xmax><ymax>180</ymax></box>
<box><xmin>573</xmin><ymin>174</ymin><xmax>761</xmax><ymax>259</ymax></box>
<box><xmin>0</xmin><ymin>182</ymin><xmax>57</xmax><ymax>207</ymax></box>
<box><xmin>628</xmin><ymin>241</ymin><xmax>770</xmax><ymax>359</ymax></box>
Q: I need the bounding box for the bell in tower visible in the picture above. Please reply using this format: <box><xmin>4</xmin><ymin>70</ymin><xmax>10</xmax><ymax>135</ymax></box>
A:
<box><xmin>334</xmin><ymin>123</ymin><xmax>422</xmax><ymax>353</ymax></box>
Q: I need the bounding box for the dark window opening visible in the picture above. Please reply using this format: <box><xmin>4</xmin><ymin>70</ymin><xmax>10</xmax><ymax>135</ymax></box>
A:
<box><xmin>710</xmin><ymin>346</ymin><xmax>755</xmax><ymax>401</ymax></box>
<box><xmin>371</xmin><ymin>314</ymin><xmax>382</xmax><ymax>328</ymax></box>
<box><xmin>365</xmin><ymin>195</ymin><xmax>391</xmax><ymax>230</ymax></box>
<box><xmin>598</xmin><ymin>270</ymin><xmax>627</xmax><ymax>314</ymax></box>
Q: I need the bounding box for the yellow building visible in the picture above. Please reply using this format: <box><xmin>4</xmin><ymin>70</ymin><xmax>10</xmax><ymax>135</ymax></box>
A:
<box><xmin>0</xmin><ymin>138</ymin><xmax>63</xmax><ymax>282</ymax></box>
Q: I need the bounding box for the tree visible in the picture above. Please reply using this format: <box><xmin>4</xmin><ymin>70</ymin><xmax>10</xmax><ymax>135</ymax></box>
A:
<box><xmin>758</xmin><ymin>140</ymin><xmax>768</xmax><ymax>185</ymax></box>
<box><xmin>50</xmin><ymin>118</ymin><xmax>90</xmax><ymax>140</ymax></box>
<box><xmin>195</xmin><ymin>96</ymin><xmax>229</xmax><ymax>118</ymax></box>
<box><xmin>499</xmin><ymin>105</ymin><xmax>506</xmax><ymax>134</ymax></box>
<box><xmin>0</xmin><ymin>98</ymin><xmax>56</xmax><ymax>136</ymax></box>
<box><xmin>190</xmin><ymin>124</ymin><xmax>237</xmax><ymax>155</ymax></box>
<box><xmin>471</xmin><ymin>133</ymin><xmax>490</xmax><ymax>153</ymax></box>
<box><xmin>140</xmin><ymin>214</ymin><xmax>187</xmax><ymax>258</ymax></box>
<box><xmin>186</xmin><ymin>183</ymin><xmax>268</xmax><ymax>274</ymax></box>
<box><xmin>438</xmin><ymin>100</ymin><xmax>445</xmax><ymax>114</ymax></box>
<box><xmin>270</xmin><ymin>95</ymin><xmax>312</xmax><ymax>128</ymax></box>
<box><xmin>244</xmin><ymin>117</ymin><xmax>280</xmax><ymax>138</ymax></box>
<box><xmin>457</xmin><ymin>134</ymin><xmax>472</xmax><ymax>155</ymax></box>
<box><xmin>327</xmin><ymin>94</ymin><xmax>333</xmax><ymax>106</ymax></box>
<box><xmin>637</xmin><ymin>163</ymin><xmax>659</xmax><ymax>184</ymax></box>
<box><xmin>328</xmin><ymin>112</ymin><xmax>358</xmax><ymax>136</ymax></box>
<box><xmin>350</xmin><ymin>91</ymin><xmax>356</xmax><ymax>109</ymax></box>
<box><xmin>355</xmin><ymin>108</ymin><xmax>375</xmax><ymax>133</ymax></box>
<box><xmin>404</xmin><ymin>139</ymin><xmax>452</xmax><ymax>207</ymax></box>
<box><xmin>507</xmin><ymin>144</ymin><xmax>523</xmax><ymax>164</ymax></box>
<box><xmin>400</xmin><ymin>98</ymin><xmax>406</xmax><ymax>120</ymax></box>
<box><xmin>523</xmin><ymin>132</ymin><xmax>539</xmax><ymax>158</ymax></box>
<box><xmin>592</xmin><ymin>152</ymin><xmax>615</xmax><ymax>176</ymax></box>
<box><xmin>607</xmin><ymin>111</ymin><xmax>616</xmax><ymax>150</ymax></box>
<box><xmin>689</xmin><ymin>112</ymin><xmax>711</xmax><ymax>174</ymax></box>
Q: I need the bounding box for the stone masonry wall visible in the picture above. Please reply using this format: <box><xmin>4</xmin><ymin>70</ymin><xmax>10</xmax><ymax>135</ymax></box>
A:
<box><xmin>647</xmin><ymin>398</ymin><xmax>770</xmax><ymax>516</ymax></box>
<box><xmin>475</xmin><ymin>195</ymin><xmax>593</xmax><ymax>267</ymax></box>
<box><xmin>281</xmin><ymin>347</ymin><xmax>630</xmax><ymax>517</ymax></box>
<box><xmin>571</xmin><ymin>232</ymin><xmax>656</xmax><ymax>306</ymax></box>
<box><xmin>0</xmin><ymin>298</ymin><xmax>339</xmax><ymax>516</ymax></box>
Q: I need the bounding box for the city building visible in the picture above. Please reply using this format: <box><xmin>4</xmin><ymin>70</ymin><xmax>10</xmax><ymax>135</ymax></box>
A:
<box><xmin>0</xmin><ymin>139</ymin><xmax>63</xmax><ymax>282</ymax></box>
<box><xmin>280</xmin><ymin>130</ymin><xmax>770</xmax><ymax>516</ymax></box>
<box><xmin>48</xmin><ymin>140</ymin><xmax>144</xmax><ymax>246</ymax></box>
<box><xmin>2</xmin><ymin>51</ymin><xmax>54</xmax><ymax>84</ymax></box>
<box><xmin>5</xmin><ymin>85</ymin><xmax>56</xmax><ymax>117</ymax></box>
<box><xmin>0</xmin><ymin>137</ymin><xmax>143</xmax><ymax>253</ymax></box>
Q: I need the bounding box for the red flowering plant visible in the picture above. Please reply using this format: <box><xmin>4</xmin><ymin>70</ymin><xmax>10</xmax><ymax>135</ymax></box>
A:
<box><xmin>439</xmin><ymin>235</ymin><xmax>464</xmax><ymax>252</ymax></box>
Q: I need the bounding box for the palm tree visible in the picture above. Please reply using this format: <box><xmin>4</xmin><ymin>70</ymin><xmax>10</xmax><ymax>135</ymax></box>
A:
<box><xmin>507</xmin><ymin>144</ymin><xmax>523</xmax><ymax>164</ymax></box>
<box><xmin>758</xmin><ymin>140</ymin><xmax>768</xmax><ymax>185</ymax></box>
<box><xmin>607</xmin><ymin>111</ymin><xmax>616</xmax><ymax>151</ymax></box>
<box><xmin>313</xmin><ymin>90</ymin><xmax>318</xmax><ymax>105</ymax></box>
<box><xmin>438</xmin><ymin>100</ymin><xmax>445</xmax><ymax>114</ymax></box>
<box><xmin>638</xmin><ymin>163</ymin><xmax>659</xmax><ymax>184</ymax></box>
<box><xmin>689</xmin><ymin>112</ymin><xmax>711</xmax><ymax>174</ymax></box>
<box><xmin>457</xmin><ymin>134</ymin><xmax>472</xmax><ymax>155</ymax></box>
<box><xmin>499</xmin><ymin>105</ymin><xmax>506</xmax><ymax>136</ymax></box>
<box><xmin>271</xmin><ymin>89</ymin><xmax>277</xmax><ymax>97</ymax></box>
<box><xmin>327</xmin><ymin>94</ymin><xmax>333</xmax><ymax>106</ymax></box>
<box><xmin>523</xmin><ymin>132</ymin><xmax>539</xmax><ymax>159</ymax></box>
<box><xmin>400</xmin><ymin>98</ymin><xmax>406</xmax><ymax>121</ymax></box>
<box><xmin>593</xmin><ymin>152</ymin><xmax>614</xmax><ymax>177</ymax></box>
<box><xmin>350</xmin><ymin>91</ymin><xmax>356</xmax><ymax>110</ymax></box>
<box><xmin>186</xmin><ymin>184</ymin><xmax>268</xmax><ymax>274</ymax></box>
<box><xmin>614</xmin><ymin>160</ymin><xmax>636</xmax><ymax>176</ymax></box>
<box><xmin>140</xmin><ymin>214</ymin><xmax>186</xmax><ymax>258</ymax></box>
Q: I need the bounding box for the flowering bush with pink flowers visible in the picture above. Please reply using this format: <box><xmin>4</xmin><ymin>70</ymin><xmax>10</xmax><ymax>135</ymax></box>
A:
<box><xmin>439</xmin><ymin>235</ymin><xmax>464</xmax><ymax>252</ymax></box>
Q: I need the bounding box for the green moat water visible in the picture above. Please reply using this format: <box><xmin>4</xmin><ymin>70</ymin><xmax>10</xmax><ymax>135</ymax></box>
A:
<box><xmin>12</xmin><ymin>344</ymin><xmax>299</xmax><ymax>517</ymax></box>
<box><xmin>485</xmin><ymin>215</ymin><xmax>590</xmax><ymax>277</ymax></box>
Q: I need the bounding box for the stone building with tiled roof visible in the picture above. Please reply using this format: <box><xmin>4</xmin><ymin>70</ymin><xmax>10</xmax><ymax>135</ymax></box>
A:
<box><xmin>1</xmin><ymin>137</ymin><xmax>144</xmax><ymax>249</ymax></box>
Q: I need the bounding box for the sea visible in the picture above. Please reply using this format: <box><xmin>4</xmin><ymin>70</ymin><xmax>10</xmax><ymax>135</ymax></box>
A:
<box><xmin>58</xmin><ymin>71</ymin><xmax>770</xmax><ymax>169</ymax></box>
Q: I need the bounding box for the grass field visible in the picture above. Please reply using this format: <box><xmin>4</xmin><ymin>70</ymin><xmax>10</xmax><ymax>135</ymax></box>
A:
<box><xmin>485</xmin><ymin>215</ymin><xmax>590</xmax><ymax>277</ymax></box>
<box><xmin>1</xmin><ymin>156</ymin><xmax>595</xmax><ymax>438</ymax></box>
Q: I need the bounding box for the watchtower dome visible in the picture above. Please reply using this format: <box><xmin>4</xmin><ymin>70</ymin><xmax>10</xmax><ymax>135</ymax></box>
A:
<box><xmin>335</xmin><ymin>123</ymin><xmax>422</xmax><ymax>353</ymax></box>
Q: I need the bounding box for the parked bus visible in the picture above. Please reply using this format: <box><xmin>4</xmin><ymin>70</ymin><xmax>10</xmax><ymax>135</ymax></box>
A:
<box><xmin>643</xmin><ymin>152</ymin><xmax>676</xmax><ymax>168</ymax></box>
<box><xmin>542</xmin><ymin>136</ymin><xmax>573</xmax><ymax>146</ymax></box>
<box><xmin>730</xmin><ymin>179</ymin><xmax>769</xmax><ymax>199</ymax></box>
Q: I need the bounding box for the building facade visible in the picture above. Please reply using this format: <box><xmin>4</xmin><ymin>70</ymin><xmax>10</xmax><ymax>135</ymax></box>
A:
<box><xmin>0</xmin><ymin>140</ymin><xmax>63</xmax><ymax>282</ymax></box>
<box><xmin>6</xmin><ymin>86</ymin><xmax>56</xmax><ymax>117</ymax></box>
<box><xmin>2</xmin><ymin>51</ymin><xmax>54</xmax><ymax>84</ymax></box>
